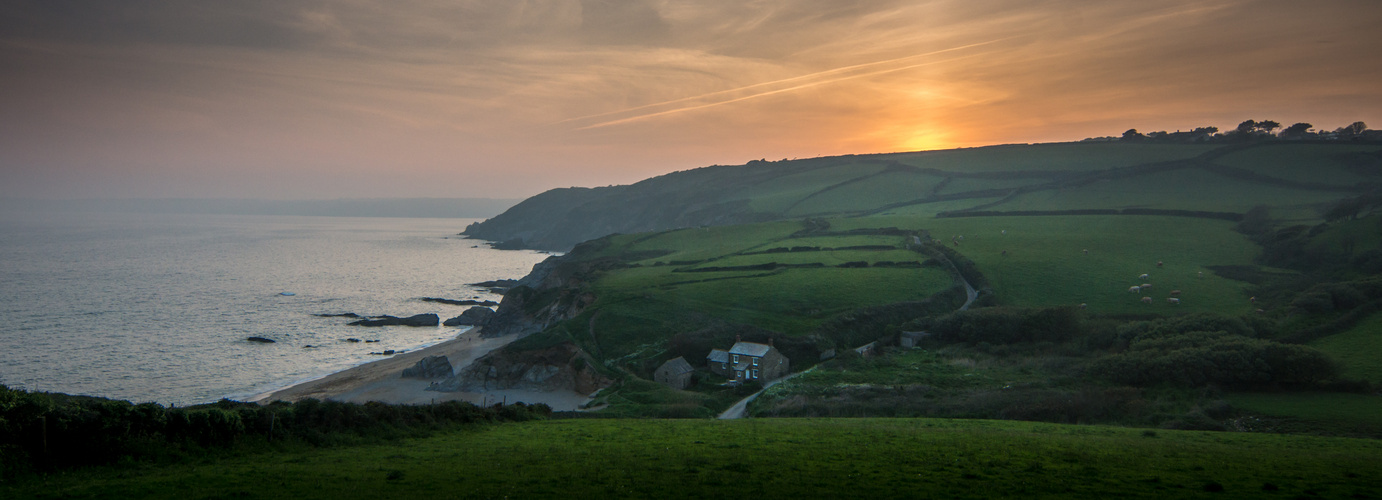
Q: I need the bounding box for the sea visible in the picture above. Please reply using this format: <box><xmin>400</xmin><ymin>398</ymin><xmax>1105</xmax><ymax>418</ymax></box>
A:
<box><xmin>0</xmin><ymin>211</ymin><xmax>551</xmax><ymax>405</ymax></box>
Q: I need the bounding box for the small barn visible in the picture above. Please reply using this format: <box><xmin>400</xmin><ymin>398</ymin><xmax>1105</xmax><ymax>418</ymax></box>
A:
<box><xmin>899</xmin><ymin>331</ymin><xmax>930</xmax><ymax>348</ymax></box>
<box><xmin>654</xmin><ymin>356</ymin><xmax>694</xmax><ymax>390</ymax></box>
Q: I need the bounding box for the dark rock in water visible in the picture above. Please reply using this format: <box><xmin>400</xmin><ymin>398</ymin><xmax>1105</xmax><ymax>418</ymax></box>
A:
<box><xmin>490</xmin><ymin>238</ymin><xmax>527</xmax><ymax>250</ymax></box>
<box><xmin>347</xmin><ymin>313</ymin><xmax>440</xmax><ymax>327</ymax></box>
<box><xmin>366</xmin><ymin>339</ymin><xmax>380</xmax><ymax>343</ymax></box>
<box><xmin>419</xmin><ymin>297</ymin><xmax>498</xmax><ymax>307</ymax></box>
<box><xmin>443</xmin><ymin>306</ymin><xmax>495</xmax><ymax>326</ymax></box>
<box><xmin>343</xmin><ymin>338</ymin><xmax>362</xmax><ymax>343</ymax></box>
<box><xmin>317</xmin><ymin>313</ymin><xmax>362</xmax><ymax>318</ymax></box>
<box><xmin>401</xmin><ymin>355</ymin><xmax>453</xmax><ymax>379</ymax></box>
<box><xmin>303</xmin><ymin>345</ymin><xmax>315</xmax><ymax>349</ymax></box>
<box><xmin>247</xmin><ymin>337</ymin><xmax>276</xmax><ymax>343</ymax></box>
<box><xmin>370</xmin><ymin>350</ymin><xmax>397</xmax><ymax>356</ymax></box>
<box><xmin>470</xmin><ymin>279</ymin><xmax>519</xmax><ymax>288</ymax></box>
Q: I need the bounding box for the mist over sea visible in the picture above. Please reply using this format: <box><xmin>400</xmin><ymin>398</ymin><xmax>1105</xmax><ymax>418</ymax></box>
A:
<box><xmin>0</xmin><ymin>212</ymin><xmax>549</xmax><ymax>405</ymax></box>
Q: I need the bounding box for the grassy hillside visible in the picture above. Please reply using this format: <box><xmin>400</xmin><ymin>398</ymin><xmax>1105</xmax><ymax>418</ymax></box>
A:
<box><xmin>10</xmin><ymin>418</ymin><xmax>1382</xmax><ymax>499</ymax></box>
<box><xmin>466</xmin><ymin>141</ymin><xmax>1381</xmax><ymax>250</ymax></box>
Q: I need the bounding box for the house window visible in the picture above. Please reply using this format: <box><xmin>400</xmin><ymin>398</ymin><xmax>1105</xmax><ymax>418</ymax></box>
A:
<box><xmin>752</xmin><ymin>369</ymin><xmax>759</xmax><ymax>379</ymax></box>
<box><xmin>752</xmin><ymin>357</ymin><xmax>759</xmax><ymax>366</ymax></box>
<box><xmin>722</xmin><ymin>362</ymin><xmax>727</xmax><ymax>370</ymax></box>
<box><xmin>732</xmin><ymin>354</ymin><xmax>739</xmax><ymax>363</ymax></box>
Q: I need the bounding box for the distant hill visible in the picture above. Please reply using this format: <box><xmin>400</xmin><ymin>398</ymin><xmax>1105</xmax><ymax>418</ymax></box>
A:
<box><xmin>464</xmin><ymin>141</ymin><xmax>1382</xmax><ymax>250</ymax></box>
<box><xmin>2</xmin><ymin>197</ymin><xmax>522</xmax><ymax>219</ymax></box>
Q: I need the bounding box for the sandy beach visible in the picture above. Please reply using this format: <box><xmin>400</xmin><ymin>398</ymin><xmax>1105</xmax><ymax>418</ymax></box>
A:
<box><xmin>253</xmin><ymin>327</ymin><xmax>593</xmax><ymax>411</ymax></box>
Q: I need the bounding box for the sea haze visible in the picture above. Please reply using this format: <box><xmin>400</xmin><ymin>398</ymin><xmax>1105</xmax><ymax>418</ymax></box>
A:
<box><xmin>0</xmin><ymin>212</ymin><xmax>550</xmax><ymax>405</ymax></box>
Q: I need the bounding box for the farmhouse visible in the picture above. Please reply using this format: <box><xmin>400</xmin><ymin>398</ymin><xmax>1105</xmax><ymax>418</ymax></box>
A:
<box><xmin>706</xmin><ymin>337</ymin><xmax>790</xmax><ymax>382</ymax></box>
<box><xmin>653</xmin><ymin>356</ymin><xmax>694</xmax><ymax>390</ymax></box>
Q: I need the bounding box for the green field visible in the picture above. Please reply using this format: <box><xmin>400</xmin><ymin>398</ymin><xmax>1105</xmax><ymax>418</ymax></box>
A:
<box><xmin>886</xmin><ymin>142</ymin><xmax>1220</xmax><ymax>172</ymax></box>
<box><xmin>9</xmin><ymin>418</ymin><xmax>1381</xmax><ymax>499</ymax></box>
<box><xmin>1309</xmin><ymin>312</ymin><xmax>1382</xmax><ymax>385</ymax></box>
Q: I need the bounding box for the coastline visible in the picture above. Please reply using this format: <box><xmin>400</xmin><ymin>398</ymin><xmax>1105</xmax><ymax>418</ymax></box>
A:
<box><xmin>253</xmin><ymin>327</ymin><xmax>593</xmax><ymax>411</ymax></box>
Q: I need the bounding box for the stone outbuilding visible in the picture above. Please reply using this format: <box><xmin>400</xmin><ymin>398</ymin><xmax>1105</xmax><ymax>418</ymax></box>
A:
<box><xmin>706</xmin><ymin>337</ymin><xmax>790</xmax><ymax>383</ymax></box>
<box><xmin>653</xmin><ymin>356</ymin><xmax>695</xmax><ymax>390</ymax></box>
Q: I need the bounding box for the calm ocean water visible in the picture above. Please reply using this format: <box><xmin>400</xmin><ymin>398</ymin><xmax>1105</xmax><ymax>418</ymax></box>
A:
<box><xmin>0</xmin><ymin>212</ymin><xmax>549</xmax><ymax>405</ymax></box>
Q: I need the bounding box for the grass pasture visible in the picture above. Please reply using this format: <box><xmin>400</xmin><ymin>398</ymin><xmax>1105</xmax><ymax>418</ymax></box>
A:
<box><xmin>1213</xmin><ymin>143</ymin><xmax>1382</xmax><ymax>187</ymax></box>
<box><xmin>985</xmin><ymin>168</ymin><xmax>1347</xmax><ymax>216</ymax></box>
<box><xmin>10</xmin><ymin>418</ymin><xmax>1382</xmax><ymax>499</ymax></box>
<box><xmin>1309</xmin><ymin>311</ymin><xmax>1382</xmax><ymax>385</ymax></box>
<box><xmin>1227</xmin><ymin>392</ymin><xmax>1382</xmax><ymax>436</ymax></box>
<box><xmin>827</xmin><ymin>215</ymin><xmax>1260</xmax><ymax>314</ymax></box>
<box><xmin>884</xmin><ymin>142</ymin><xmax>1219</xmax><ymax>173</ymax></box>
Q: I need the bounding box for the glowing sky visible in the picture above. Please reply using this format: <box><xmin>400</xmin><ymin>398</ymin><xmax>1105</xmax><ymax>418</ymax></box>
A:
<box><xmin>2</xmin><ymin>1</ymin><xmax>1379</xmax><ymax>200</ymax></box>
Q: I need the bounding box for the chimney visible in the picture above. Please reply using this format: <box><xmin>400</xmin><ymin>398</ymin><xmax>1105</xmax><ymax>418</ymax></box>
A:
<box><xmin>735</xmin><ymin>334</ymin><xmax>741</xmax><ymax>343</ymax></box>
<box><xmin>768</xmin><ymin>337</ymin><xmax>774</xmax><ymax>347</ymax></box>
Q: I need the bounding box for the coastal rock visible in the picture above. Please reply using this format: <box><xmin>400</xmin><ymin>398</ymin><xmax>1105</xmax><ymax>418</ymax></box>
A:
<box><xmin>429</xmin><ymin>341</ymin><xmax>610</xmax><ymax>394</ymax></box>
<box><xmin>316</xmin><ymin>313</ymin><xmax>361</xmax><ymax>318</ymax></box>
<box><xmin>400</xmin><ymin>355</ymin><xmax>453</xmax><ymax>379</ymax></box>
<box><xmin>443</xmin><ymin>306</ymin><xmax>494</xmax><ymax>326</ymax></box>
<box><xmin>419</xmin><ymin>297</ymin><xmax>499</xmax><ymax>307</ymax></box>
<box><xmin>347</xmin><ymin>313</ymin><xmax>439</xmax><ymax>327</ymax></box>
<box><xmin>247</xmin><ymin>336</ymin><xmax>276</xmax><ymax>343</ymax></box>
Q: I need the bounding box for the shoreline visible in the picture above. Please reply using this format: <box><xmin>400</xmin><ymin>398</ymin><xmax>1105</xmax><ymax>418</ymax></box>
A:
<box><xmin>252</xmin><ymin>326</ymin><xmax>593</xmax><ymax>411</ymax></box>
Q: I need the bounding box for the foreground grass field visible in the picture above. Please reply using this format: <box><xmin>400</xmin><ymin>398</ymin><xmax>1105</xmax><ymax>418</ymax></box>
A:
<box><xmin>9</xmin><ymin>418</ymin><xmax>1382</xmax><ymax>499</ymax></box>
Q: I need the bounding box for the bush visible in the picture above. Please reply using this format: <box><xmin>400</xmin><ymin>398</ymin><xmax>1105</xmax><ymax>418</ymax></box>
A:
<box><xmin>0</xmin><ymin>385</ymin><xmax>551</xmax><ymax>477</ymax></box>
<box><xmin>928</xmin><ymin>306</ymin><xmax>1083</xmax><ymax>344</ymax></box>
<box><xmin>1090</xmin><ymin>331</ymin><xmax>1337</xmax><ymax>388</ymax></box>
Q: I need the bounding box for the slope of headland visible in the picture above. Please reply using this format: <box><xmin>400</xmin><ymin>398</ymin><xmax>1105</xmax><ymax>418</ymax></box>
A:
<box><xmin>463</xmin><ymin>141</ymin><xmax>1382</xmax><ymax>251</ymax></box>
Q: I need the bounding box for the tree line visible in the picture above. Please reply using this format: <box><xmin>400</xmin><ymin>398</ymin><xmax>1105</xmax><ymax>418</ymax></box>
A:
<box><xmin>1105</xmin><ymin>120</ymin><xmax>1376</xmax><ymax>143</ymax></box>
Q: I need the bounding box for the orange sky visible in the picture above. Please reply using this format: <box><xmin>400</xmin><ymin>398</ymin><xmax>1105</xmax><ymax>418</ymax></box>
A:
<box><xmin>1</xmin><ymin>1</ymin><xmax>1380</xmax><ymax>200</ymax></box>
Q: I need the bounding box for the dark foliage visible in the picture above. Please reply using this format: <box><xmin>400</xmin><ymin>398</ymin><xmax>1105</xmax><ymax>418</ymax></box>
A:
<box><xmin>1089</xmin><ymin>330</ymin><xmax>1336</xmax><ymax>388</ymax></box>
<box><xmin>921</xmin><ymin>307</ymin><xmax>1084</xmax><ymax>345</ymax></box>
<box><xmin>0</xmin><ymin>387</ymin><xmax>550</xmax><ymax>478</ymax></box>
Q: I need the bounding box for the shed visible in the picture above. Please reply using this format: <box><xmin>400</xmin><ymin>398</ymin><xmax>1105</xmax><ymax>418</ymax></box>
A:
<box><xmin>654</xmin><ymin>356</ymin><xmax>695</xmax><ymax>390</ymax></box>
<box><xmin>900</xmin><ymin>331</ymin><xmax>930</xmax><ymax>348</ymax></box>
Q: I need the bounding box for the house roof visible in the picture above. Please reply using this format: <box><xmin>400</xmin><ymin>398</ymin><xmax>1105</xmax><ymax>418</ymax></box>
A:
<box><xmin>707</xmin><ymin>349</ymin><xmax>729</xmax><ymax>363</ymax></box>
<box><xmin>729</xmin><ymin>341</ymin><xmax>771</xmax><ymax>357</ymax></box>
<box><xmin>658</xmin><ymin>356</ymin><xmax>694</xmax><ymax>376</ymax></box>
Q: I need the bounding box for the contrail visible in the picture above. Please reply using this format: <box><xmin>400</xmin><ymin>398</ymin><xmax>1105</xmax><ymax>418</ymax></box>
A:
<box><xmin>565</xmin><ymin>37</ymin><xmax>1014</xmax><ymax>130</ymax></box>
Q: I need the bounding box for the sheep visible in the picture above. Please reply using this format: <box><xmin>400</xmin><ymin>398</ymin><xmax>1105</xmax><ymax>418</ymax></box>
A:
<box><xmin>1166</xmin><ymin>298</ymin><xmax>1180</xmax><ymax>304</ymax></box>
<box><xmin>1139</xmin><ymin>283</ymin><xmax>1153</xmax><ymax>290</ymax></box>
<box><xmin>1141</xmin><ymin>296</ymin><xmax>1153</xmax><ymax>304</ymax></box>
<box><xmin>1170</xmin><ymin>290</ymin><xmax>1182</xmax><ymax>296</ymax></box>
<box><xmin>1079</xmin><ymin>303</ymin><xmax>1088</xmax><ymax>309</ymax></box>
<box><xmin>1198</xmin><ymin>271</ymin><xmax>1204</xmax><ymax>278</ymax></box>
<box><xmin>1156</xmin><ymin>261</ymin><xmax>1164</xmax><ymax>268</ymax></box>
<box><xmin>1129</xmin><ymin>286</ymin><xmax>1142</xmax><ymax>293</ymax></box>
<box><xmin>1083</xmin><ymin>249</ymin><xmax>1089</xmax><ymax>255</ymax></box>
<box><xmin>1138</xmin><ymin>273</ymin><xmax>1150</xmax><ymax>280</ymax></box>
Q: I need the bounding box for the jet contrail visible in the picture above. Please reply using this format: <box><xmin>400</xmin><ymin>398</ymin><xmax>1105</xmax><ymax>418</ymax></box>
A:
<box><xmin>564</xmin><ymin>37</ymin><xmax>1015</xmax><ymax>130</ymax></box>
<box><xmin>576</xmin><ymin>52</ymin><xmax>992</xmax><ymax>130</ymax></box>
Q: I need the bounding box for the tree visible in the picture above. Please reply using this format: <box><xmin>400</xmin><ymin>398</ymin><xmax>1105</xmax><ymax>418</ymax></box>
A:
<box><xmin>1280</xmin><ymin>122</ymin><xmax>1312</xmax><ymax>139</ymax></box>
<box><xmin>1236</xmin><ymin>119</ymin><xmax>1259</xmax><ymax>134</ymax></box>
<box><xmin>1348</xmin><ymin>121</ymin><xmax>1368</xmax><ymax>135</ymax></box>
<box><xmin>1121</xmin><ymin>129</ymin><xmax>1144</xmax><ymax>141</ymax></box>
<box><xmin>1256</xmin><ymin>120</ymin><xmax>1281</xmax><ymax>134</ymax></box>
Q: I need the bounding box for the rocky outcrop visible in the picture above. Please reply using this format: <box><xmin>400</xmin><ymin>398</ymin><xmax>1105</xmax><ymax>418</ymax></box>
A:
<box><xmin>429</xmin><ymin>342</ymin><xmax>610</xmax><ymax>394</ymax></box>
<box><xmin>347</xmin><ymin>314</ymin><xmax>440</xmax><ymax>327</ymax></box>
<box><xmin>401</xmin><ymin>355</ymin><xmax>453</xmax><ymax>379</ymax></box>
<box><xmin>246</xmin><ymin>336</ymin><xmax>276</xmax><ymax>343</ymax></box>
<box><xmin>420</xmin><ymin>297</ymin><xmax>498</xmax><ymax>307</ymax></box>
<box><xmin>443</xmin><ymin>307</ymin><xmax>494</xmax><ymax>326</ymax></box>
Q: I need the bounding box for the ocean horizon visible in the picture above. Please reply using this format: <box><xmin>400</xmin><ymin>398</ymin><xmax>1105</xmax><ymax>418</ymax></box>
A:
<box><xmin>0</xmin><ymin>211</ymin><xmax>550</xmax><ymax>405</ymax></box>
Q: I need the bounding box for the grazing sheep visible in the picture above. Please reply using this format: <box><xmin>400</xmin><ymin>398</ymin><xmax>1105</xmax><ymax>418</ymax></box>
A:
<box><xmin>1156</xmin><ymin>261</ymin><xmax>1164</xmax><ymax>268</ymax></box>
<box><xmin>1138</xmin><ymin>273</ymin><xmax>1150</xmax><ymax>280</ymax></box>
<box><xmin>1198</xmin><ymin>271</ymin><xmax>1204</xmax><ymax>278</ymax></box>
<box><xmin>1139</xmin><ymin>283</ymin><xmax>1153</xmax><ymax>290</ymax></box>
<box><xmin>1129</xmin><ymin>286</ymin><xmax>1142</xmax><ymax>293</ymax></box>
<box><xmin>1083</xmin><ymin>249</ymin><xmax>1088</xmax><ymax>255</ymax></box>
<box><xmin>1166</xmin><ymin>298</ymin><xmax>1180</xmax><ymax>304</ymax></box>
<box><xmin>1170</xmin><ymin>290</ymin><xmax>1182</xmax><ymax>296</ymax></box>
<box><xmin>1141</xmin><ymin>296</ymin><xmax>1153</xmax><ymax>304</ymax></box>
<box><xmin>1001</xmin><ymin>230</ymin><xmax>1007</xmax><ymax>235</ymax></box>
<box><xmin>1250</xmin><ymin>296</ymin><xmax>1257</xmax><ymax>303</ymax></box>
<box><xmin>1079</xmin><ymin>303</ymin><xmax>1087</xmax><ymax>309</ymax></box>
